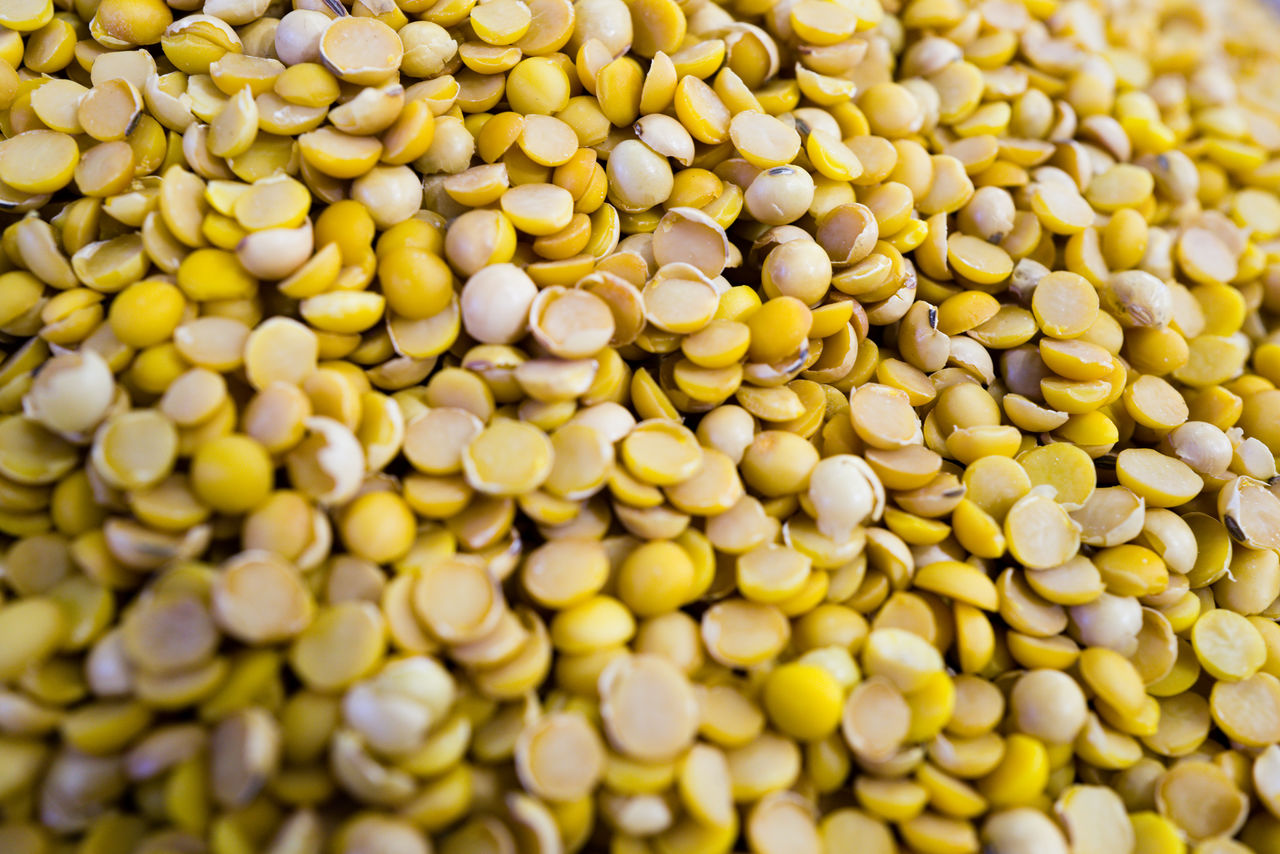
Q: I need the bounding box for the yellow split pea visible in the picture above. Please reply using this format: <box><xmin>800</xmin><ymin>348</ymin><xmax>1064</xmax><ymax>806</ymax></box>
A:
<box><xmin>3</xmin><ymin>0</ymin><xmax>1280</xmax><ymax>844</ymax></box>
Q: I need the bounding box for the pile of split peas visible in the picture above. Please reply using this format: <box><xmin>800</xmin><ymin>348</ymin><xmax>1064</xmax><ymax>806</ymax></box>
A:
<box><xmin>8</xmin><ymin>0</ymin><xmax>1280</xmax><ymax>848</ymax></box>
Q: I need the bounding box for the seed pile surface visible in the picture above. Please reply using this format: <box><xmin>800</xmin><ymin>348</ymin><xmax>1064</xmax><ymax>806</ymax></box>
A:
<box><xmin>7</xmin><ymin>0</ymin><xmax>1280</xmax><ymax>850</ymax></box>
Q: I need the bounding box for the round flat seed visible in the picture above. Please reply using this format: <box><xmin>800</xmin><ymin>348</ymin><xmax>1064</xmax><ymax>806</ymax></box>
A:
<box><xmin>501</xmin><ymin>184</ymin><xmax>574</xmax><ymax>236</ymax></box>
<box><xmin>1029</xmin><ymin>180</ymin><xmax>1090</xmax><ymax>234</ymax></box>
<box><xmin>518</xmin><ymin>115</ymin><xmax>577</xmax><ymax>166</ymax></box>
<box><xmin>30</xmin><ymin>80</ymin><xmax>88</xmax><ymax>133</ymax></box>
<box><xmin>1177</xmin><ymin>227</ymin><xmax>1238</xmax><ymax>285</ymax></box>
<box><xmin>1123</xmin><ymin>375</ymin><xmax>1188</xmax><ymax>430</ymax></box>
<box><xmin>748</xmin><ymin>791</ymin><xmax>822</xmax><ymax>854</ymax></box>
<box><xmin>1211</xmin><ymin>672</ymin><xmax>1280</xmax><ymax>747</ymax></box>
<box><xmin>1004</xmin><ymin>490</ymin><xmax>1081</xmax><ymax>570</ymax></box>
<box><xmin>121</xmin><ymin>592</ymin><xmax>218</xmax><ymax>675</ymax></box>
<box><xmin>0</xmin><ymin>416</ymin><xmax>80</xmax><ymax>486</ymax></box>
<box><xmin>521</xmin><ymin>538</ymin><xmax>609</xmax><ymax>608</ymax></box>
<box><xmin>212</xmin><ymin>551</ymin><xmax>314</xmax><ymax>645</ymax></box>
<box><xmin>288</xmin><ymin>601</ymin><xmax>385</xmax><ymax>691</ymax></box>
<box><xmin>1031</xmin><ymin>271</ymin><xmax>1098</xmax><ymax>339</ymax></box>
<box><xmin>404</xmin><ymin>407</ymin><xmax>484</xmax><ymax>476</ymax></box>
<box><xmin>1085</xmin><ymin>164</ymin><xmax>1153</xmax><ymax>212</ymax></box>
<box><xmin>701</xmin><ymin>599</ymin><xmax>790</xmax><ymax>668</ymax></box>
<box><xmin>841</xmin><ymin>676</ymin><xmax>910</xmax><ymax>762</ymax></box>
<box><xmin>677</xmin><ymin>743</ymin><xmax>734</xmax><ymax>827</ymax></box>
<box><xmin>1055</xmin><ymin>786</ymin><xmax>1133</xmax><ymax>854</ymax></box>
<box><xmin>642</xmin><ymin>274</ymin><xmax>719</xmax><ymax>335</ymax></box>
<box><xmin>737</xmin><ymin>544</ymin><xmax>812</xmax><ymax>604</ymax></box>
<box><xmin>729</xmin><ymin>111</ymin><xmax>802</xmax><ymax>169</ymax></box>
<box><xmin>1156</xmin><ymin>761</ymin><xmax>1248</xmax><ymax>842</ymax></box>
<box><xmin>947</xmin><ymin>234</ymin><xmax>1012</xmax><ymax>285</ymax></box>
<box><xmin>413</xmin><ymin>555</ymin><xmax>504</xmax><ymax>644</ymax></box>
<box><xmin>665</xmin><ymin>447</ymin><xmax>743</xmax><ymax>516</ymax></box>
<box><xmin>1115</xmin><ymin>448</ymin><xmax>1202</xmax><ymax>508</ymax></box>
<box><xmin>158</xmin><ymin>368</ymin><xmax>227</xmax><ymax>428</ymax></box>
<box><xmin>319</xmin><ymin>17</ymin><xmax>403</xmax><ymax>85</ymax></box>
<box><xmin>462</xmin><ymin>419</ymin><xmax>554</xmax><ymax>495</ymax></box>
<box><xmin>24</xmin><ymin>350</ymin><xmax>115</xmax><ymax>436</ymax></box>
<box><xmin>514</xmin><ymin>712</ymin><xmax>605</xmax><ymax>801</ymax></box>
<box><xmin>0</xmin><ymin>130</ymin><xmax>78</xmax><ymax>193</ymax></box>
<box><xmin>850</xmin><ymin>384</ymin><xmax>920</xmax><ymax>449</ymax></box>
<box><xmin>244</xmin><ymin>317</ymin><xmax>319</xmax><ymax>390</ymax></box>
<box><xmin>621</xmin><ymin>420</ymin><xmax>704</xmax><ymax>486</ymax></box>
<box><xmin>1018</xmin><ymin>443</ymin><xmax>1095</xmax><ymax>511</ymax></box>
<box><xmin>91</xmin><ymin>410</ymin><xmax>178</xmax><ymax>492</ymax></box>
<box><xmin>528</xmin><ymin>286</ymin><xmax>615</xmax><ymax>359</ymax></box>
<box><xmin>0</xmin><ymin>598</ymin><xmax>66</xmax><ymax>681</ymax></box>
<box><xmin>1193</xmin><ymin>608</ymin><xmax>1265</xmax><ymax>682</ymax></box>
<box><xmin>600</xmin><ymin>654</ymin><xmax>698</xmax><ymax>762</ymax></box>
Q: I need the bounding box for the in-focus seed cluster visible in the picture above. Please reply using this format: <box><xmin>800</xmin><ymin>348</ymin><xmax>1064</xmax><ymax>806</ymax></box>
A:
<box><xmin>5</xmin><ymin>0</ymin><xmax>1280</xmax><ymax>850</ymax></box>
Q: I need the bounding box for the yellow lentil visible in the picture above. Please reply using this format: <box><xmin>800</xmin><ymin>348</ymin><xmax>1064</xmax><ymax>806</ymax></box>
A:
<box><xmin>0</xmin><ymin>0</ymin><xmax>1278</xmax><ymax>847</ymax></box>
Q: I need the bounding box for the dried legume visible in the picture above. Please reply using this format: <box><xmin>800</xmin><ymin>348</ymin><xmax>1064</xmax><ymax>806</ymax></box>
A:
<box><xmin>4</xmin><ymin>0</ymin><xmax>1280</xmax><ymax>849</ymax></box>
